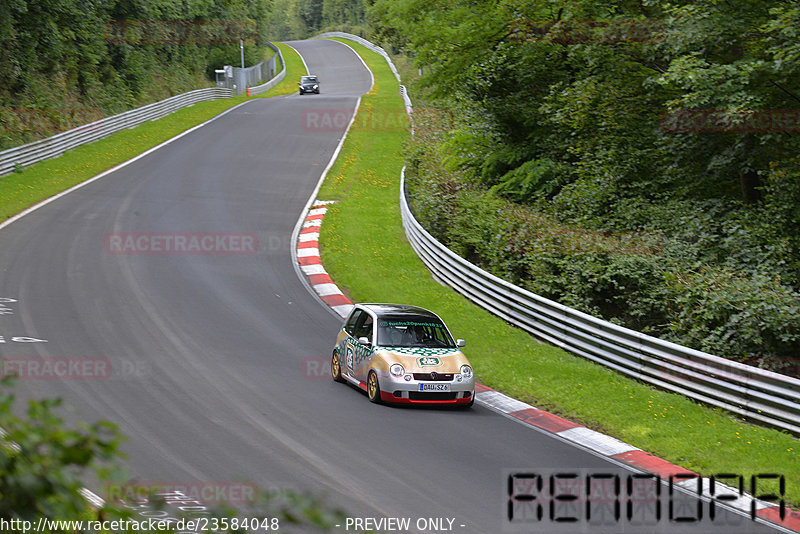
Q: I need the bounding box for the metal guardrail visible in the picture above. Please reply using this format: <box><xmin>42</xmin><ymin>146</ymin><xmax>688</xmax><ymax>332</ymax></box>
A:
<box><xmin>400</xmin><ymin>167</ymin><xmax>800</xmax><ymax>435</ymax></box>
<box><xmin>247</xmin><ymin>43</ymin><xmax>286</xmax><ymax>96</ymax></box>
<box><xmin>316</xmin><ymin>32</ymin><xmax>402</xmax><ymax>82</ymax></box>
<box><xmin>231</xmin><ymin>42</ymin><xmax>282</xmax><ymax>95</ymax></box>
<box><xmin>0</xmin><ymin>42</ymin><xmax>290</xmax><ymax>176</ymax></box>
<box><xmin>0</xmin><ymin>87</ymin><xmax>232</xmax><ymax>176</ymax></box>
<box><xmin>315</xmin><ymin>32</ymin><xmax>414</xmax><ymax>130</ymax></box>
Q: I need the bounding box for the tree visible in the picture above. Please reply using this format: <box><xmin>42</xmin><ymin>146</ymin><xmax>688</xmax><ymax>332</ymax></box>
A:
<box><xmin>0</xmin><ymin>376</ymin><xmax>348</xmax><ymax>531</ymax></box>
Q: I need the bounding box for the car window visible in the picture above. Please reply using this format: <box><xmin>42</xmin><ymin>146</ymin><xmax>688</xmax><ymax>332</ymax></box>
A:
<box><xmin>377</xmin><ymin>316</ymin><xmax>455</xmax><ymax>348</ymax></box>
<box><xmin>344</xmin><ymin>309</ymin><xmax>362</xmax><ymax>335</ymax></box>
<box><xmin>353</xmin><ymin>314</ymin><xmax>374</xmax><ymax>343</ymax></box>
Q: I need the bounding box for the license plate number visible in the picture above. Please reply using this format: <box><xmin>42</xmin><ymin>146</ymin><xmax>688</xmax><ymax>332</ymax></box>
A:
<box><xmin>420</xmin><ymin>383</ymin><xmax>450</xmax><ymax>392</ymax></box>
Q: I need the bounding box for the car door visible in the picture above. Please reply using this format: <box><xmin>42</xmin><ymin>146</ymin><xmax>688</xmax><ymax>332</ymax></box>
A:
<box><xmin>340</xmin><ymin>309</ymin><xmax>363</xmax><ymax>378</ymax></box>
<box><xmin>349</xmin><ymin>312</ymin><xmax>375</xmax><ymax>381</ymax></box>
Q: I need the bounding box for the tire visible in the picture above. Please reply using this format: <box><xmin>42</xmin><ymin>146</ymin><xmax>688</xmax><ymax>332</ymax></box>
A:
<box><xmin>367</xmin><ymin>370</ymin><xmax>381</xmax><ymax>404</ymax></box>
<box><xmin>461</xmin><ymin>396</ymin><xmax>475</xmax><ymax>409</ymax></box>
<box><xmin>331</xmin><ymin>351</ymin><xmax>345</xmax><ymax>383</ymax></box>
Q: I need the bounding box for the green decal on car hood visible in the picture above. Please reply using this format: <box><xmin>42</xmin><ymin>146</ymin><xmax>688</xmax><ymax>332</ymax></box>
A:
<box><xmin>380</xmin><ymin>347</ymin><xmax>462</xmax><ymax>358</ymax></box>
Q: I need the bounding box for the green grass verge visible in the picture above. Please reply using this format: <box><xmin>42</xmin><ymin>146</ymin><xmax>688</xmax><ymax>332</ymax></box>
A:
<box><xmin>316</xmin><ymin>38</ymin><xmax>799</xmax><ymax>506</ymax></box>
<box><xmin>0</xmin><ymin>42</ymin><xmax>303</xmax><ymax>223</ymax></box>
<box><xmin>264</xmin><ymin>42</ymin><xmax>307</xmax><ymax>96</ymax></box>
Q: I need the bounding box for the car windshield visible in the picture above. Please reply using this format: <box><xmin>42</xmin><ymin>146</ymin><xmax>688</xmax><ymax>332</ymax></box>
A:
<box><xmin>376</xmin><ymin>315</ymin><xmax>456</xmax><ymax>348</ymax></box>
<box><xmin>301</xmin><ymin>76</ymin><xmax>317</xmax><ymax>83</ymax></box>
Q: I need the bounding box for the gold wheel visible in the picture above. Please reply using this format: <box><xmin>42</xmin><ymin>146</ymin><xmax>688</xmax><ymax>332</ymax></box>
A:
<box><xmin>367</xmin><ymin>370</ymin><xmax>381</xmax><ymax>403</ymax></box>
<box><xmin>331</xmin><ymin>352</ymin><xmax>344</xmax><ymax>383</ymax></box>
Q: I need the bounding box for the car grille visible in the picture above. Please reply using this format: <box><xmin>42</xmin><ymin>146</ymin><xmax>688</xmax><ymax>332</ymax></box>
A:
<box><xmin>409</xmin><ymin>391</ymin><xmax>458</xmax><ymax>401</ymax></box>
<box><xmin>413</xmin><ymin>372</ymin><xmax>454</xmax><ymax>381</ymax></box>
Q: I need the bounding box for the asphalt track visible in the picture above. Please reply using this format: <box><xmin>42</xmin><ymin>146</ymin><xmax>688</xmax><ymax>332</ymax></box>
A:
<box><xmin>0</xmin><ymin>39</ymin><xmax>780</xmax><ymax>533</ymax></box>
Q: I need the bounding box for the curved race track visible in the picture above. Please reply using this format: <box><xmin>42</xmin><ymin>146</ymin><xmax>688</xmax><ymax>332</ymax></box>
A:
<box><xmin>0</xmin><ymin>40</ymin><xmax>780</xmax><ymax>533</ymax></box>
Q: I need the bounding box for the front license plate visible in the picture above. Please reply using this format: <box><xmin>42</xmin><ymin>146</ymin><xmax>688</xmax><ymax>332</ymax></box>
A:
<box><xmin>420</xmin><ymin>383</ymin><xmax>450</xmax><ymax>392</ymax></box>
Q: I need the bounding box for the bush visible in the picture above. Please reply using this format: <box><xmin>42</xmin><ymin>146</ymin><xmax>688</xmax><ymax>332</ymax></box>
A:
<box><xmin>0</xmin><ymin>377</ymin><xmax>349</xmax><ymax>531</ymax></box>
<box><xmin>490</xmin><ymin>158</ymin><xmax>569</xmax><ymax>202</ymax></box>
<box><xmin>407</xmin><ymin>161</ymin><xmax>800</xmax><ymax>375</ymax></box>
<box><xmin>0</xmin><ymin>379</ymin><xmax>122</xmax><ymax>521</ymax></box>
<box><xmin>664</xmin><ymin>269</ymin><xmax>800</xmax><ymax>372</ymax></box>
<box><xmin>404</xmin><ymin>86</ymin><xmax>800</xmax><ymax>376</ymax></box>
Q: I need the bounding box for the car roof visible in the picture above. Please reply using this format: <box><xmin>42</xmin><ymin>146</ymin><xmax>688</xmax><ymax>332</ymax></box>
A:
<box><xmin>357</xmin><ymin>303</ymin><xmax>442</xmax><ymax>320</ymax></box>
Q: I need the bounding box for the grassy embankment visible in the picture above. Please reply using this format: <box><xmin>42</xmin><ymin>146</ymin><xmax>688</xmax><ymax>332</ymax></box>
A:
<box><xmin>0</xmin><ymin>43</ymin><xmax>304</xmax><ymax>223</ymax></box>
<box><xmin>315</xmin><ymin>38</ymin><xmax>798</xmax><ymax>506</ymax></box>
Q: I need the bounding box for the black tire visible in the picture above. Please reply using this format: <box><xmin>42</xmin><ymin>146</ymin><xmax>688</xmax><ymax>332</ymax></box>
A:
<box><xmin>461</xmin><ymin>396</ymin><xmax>475</xmax><ymax>409</ymax></box>
<box><xmin>367</xmin><ymin>370</ymin><xmax>381</xmax><ymax>404</ymax></box>
<box><xmin>331</xmin><ymin>351</ymin><xmax>345</xmax><ymax>383</ymax></box>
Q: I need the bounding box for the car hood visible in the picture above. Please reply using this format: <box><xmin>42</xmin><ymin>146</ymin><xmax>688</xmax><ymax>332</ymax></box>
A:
<box><xmin>375</xmin><ymin>347</ymin><xmax>470</xmax><ymax>371</ymax></box>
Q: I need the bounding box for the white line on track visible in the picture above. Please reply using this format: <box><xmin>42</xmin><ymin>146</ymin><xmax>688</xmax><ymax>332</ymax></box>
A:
<box><xmin>0</xmin><ymin>100</ymin><xmax>254</xmax><ymax>234</ymax></box>
<box><xmin>288</xmin><ymin>42</ymin><xmax>365</xmax><ymax>319</ymax></box>
<box><xmin>286</xmin><ymin>42</ymin><xmax>311</xmax><ymax>75</ymax></box>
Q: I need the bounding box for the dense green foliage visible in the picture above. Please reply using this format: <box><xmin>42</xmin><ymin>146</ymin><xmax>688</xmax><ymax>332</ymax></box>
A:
<box><xmin>265</xmin><ymin>0</ymin><xmax>371</xmax><ymax>40</ymax></box>
<box><xmin>0</xmin><ymin>0</ymin><xmax>373</xmax><ymax>150</ymax></box>
<box><xmin>373</xmin><ymin>0</ymin><xmax>800</xmax><ymax>373</ymax></box>
<box><xmin>0</xmin><ymin>380</ymin><xmax>121</xmax><ymax>520</ymax></box>
<box><xmin>0</xmin><ymin>0</ymin><xmax>273</xmax><ymax>150</ymax></box>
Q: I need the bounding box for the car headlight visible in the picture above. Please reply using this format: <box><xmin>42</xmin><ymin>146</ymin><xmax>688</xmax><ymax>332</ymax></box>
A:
<box><xmin>313</xmin><ymin>84</ymin><xmax>318</xmax><ymax>89</ymax></box>
<box><xmin>390</xmin><ymin>363</ymin><xmax>404</xmax><ymax>377</ymax></box>
<box><xmin>460</xmin><ymin>365</ymin><xmax>473</xmax><ymax>379</ymax></box>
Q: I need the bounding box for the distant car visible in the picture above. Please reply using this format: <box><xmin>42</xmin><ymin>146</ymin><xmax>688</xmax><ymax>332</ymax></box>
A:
<box><xmin>298</xmin><ymin>75</ymin><xmax>320</xmax><ymax>94</ymax></box>
<box><xmin>331</xmin><ymin>304</ymin><xmax>475</xmax><ymax>407</ymax></box>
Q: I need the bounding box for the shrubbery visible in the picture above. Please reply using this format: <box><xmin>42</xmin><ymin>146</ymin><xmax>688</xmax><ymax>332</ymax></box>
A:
<box><xmin>0</xmin><ymin>0</ymin><xmax>272</xmax><ymax>151</ymax></box>
<box><xmin>382</xmin><ymin>0</ymin><xmax>800</xmax><ymax>377</ymax></box>
<box><xmin>406</xmin><ymin>108</ymin><xmax>800</xmax><ymax>374</ymax></box>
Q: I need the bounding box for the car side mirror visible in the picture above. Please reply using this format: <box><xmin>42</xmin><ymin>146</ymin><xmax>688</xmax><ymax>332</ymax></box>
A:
<box><xmin>456</xmin><ymin>339</ymin><xmax>466</xmax><ymax>347</ymax></box>
<box><xmin>357</xmin><ymin>336</ymin><xmax>371</xmax><ymax>346</ymax></box>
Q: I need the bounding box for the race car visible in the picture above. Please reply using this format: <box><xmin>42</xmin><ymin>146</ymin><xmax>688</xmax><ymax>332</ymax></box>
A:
<box><xmin>331</xmin><ymin>303</ymin><xmax>475</xmax><ymax>407</ymax></box>
<box><xmin>298</xmin><ymin>75</ymin><xmax>320</xmax><ymax>94</ymax></box>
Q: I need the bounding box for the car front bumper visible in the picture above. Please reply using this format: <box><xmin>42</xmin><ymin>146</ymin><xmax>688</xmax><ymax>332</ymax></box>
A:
<box><xmin>376</xmin><ymin>371</ymin><xmax>475</xmax><ymax>405</ymax></box>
